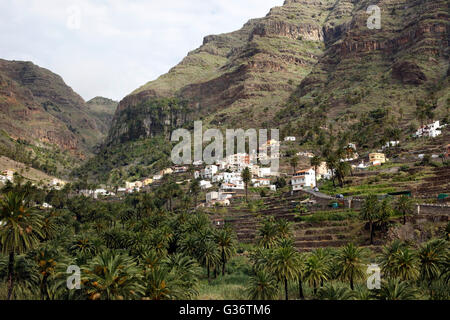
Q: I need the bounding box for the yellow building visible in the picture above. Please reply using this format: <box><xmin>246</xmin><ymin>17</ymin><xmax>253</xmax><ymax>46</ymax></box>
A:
<box><xmin>143</xmin><ymin>178</ymin><xmax>153</xmax><ymax>186</ymax></box>
<box><xmin>369</xmin><ymin>153</ymin><xmax>387</xmax><ymax>165</ymax></box>
<box><xmin>161</xmin><ymin>168</ymin><xmax>174</xmax><ymax>176</ymax></box>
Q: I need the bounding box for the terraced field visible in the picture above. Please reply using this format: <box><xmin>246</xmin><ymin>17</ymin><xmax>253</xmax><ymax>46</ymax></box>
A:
<box><xmin>211</xmin><ymin>191</ymin><xmax>450</xmax><ymax>253</ymax></box>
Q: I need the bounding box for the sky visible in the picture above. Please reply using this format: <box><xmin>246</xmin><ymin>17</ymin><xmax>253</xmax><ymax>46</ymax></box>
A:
<box><xmin>0</xmin><ymin>0</ymin><xmax>283</xmax><ymax>102</ymax></box>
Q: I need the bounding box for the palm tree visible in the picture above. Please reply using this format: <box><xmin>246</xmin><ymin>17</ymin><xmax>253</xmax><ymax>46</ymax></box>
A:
<box><xmin>215</xmin><ymin>228</ymin><xmax>236</xmax><ymax>276</ymax></box>
<box><xmin>297</xmin><ymin>253</ymin><xmax>306</xmax><ymax>300</ymax></box>
<box><xmin>258</xmin><ymin>218</ymin><xmax>279</xmax><ymax>249</ymax></box>
<box><xmin>378</xmin><ymin>198</ymin><xmax>393</xmax><ymax>225</ymax></box>
<box><xmin>275</xmin><ymin>219</ymin><xmax>292</xmax><ymax>240</ymax></box>
<box><xmin>310</xmin><ymin>156</ymin><xmax>322</xmax><ymax>187</ymax></box>
<box><xmin>304</xmin><ymin>252</ymin><xmax>329</xmax><ymax>296</ymax></box>
<box><xmin>393</xmin><ymin>246</ymin><xmax>419</xmax><ymax>281</ymax></box>
<box><xmin>189</xmin><ymin>179</ymin><xmax>201</xmax><ymax>208</ymax></box>
<box><xmin>290</xmin><ymin>156</ymin><xmax>299</xmax><ymax>175</ymax></box>
<box><xmin>159</xmin><ymin>253</ymin><xmax>201</xmax><ymax>300</ymax></box>
<box><xmin>35</xmin><ymin>246</ymin><xmax>59</xmax><ymax>300</ymax></box>
<box><xmin>375</xmin><ymin>279</ymin><xmax>417</xmax><ymax>300</ymax></box>
<box><xmin>395</xmin><ymin>195</ymin><xmax>414</xmax><ymax>225</ymax></box>
<box><xmin>317</xmin><ymin>284</ymin><xmax>355</xmax><ymax>300</ymax></box>
<box><xmin>241</xmin><ymin>167</ymin><xmax>252</xmax><ymax>203</ymax></box>
<box><xmin>360</xmin><ymin>194</ymin><xmax>379</xmax><ymax>245</ymax></box>
<box><xmin>325</xmin><ymin>154</ymin><xmax>338</xmax><ymax>188</ymax></box>
<box><xmin>335</xmin><ymin>161</ymin><xmax>351</xmax><ymax>188</ymax></box>
<box><xmin>0</xmin><ymin>191</ymin><xmax>43</xmax><ymax>300</ymax></box>
<box><xmin>269</xmin><ymin>245</ymin><xmax>299</xmax><ymax>300</ymax></box>
<box><xmin>418</xmin><ymin>239</ymin><xmax>448</xmax><ymax>298</ymax></box>
<box><xmin>336</xmin><ymin>243</ymin><xmax>367</xmax><ymax>290</ymax></box>
<box><xmin>82</xmin><ymin>250</ymin><xmax>144</xmax><ymax>300</ymax></box>
<box><xmin>246</xmin><ymin>270</ymin><xmax>279</xmax><ymax>300</ymax></box>
<box><xmin>378</xmin><ymin>240</ymin><xmax>407</xmax><ymax>279</ymax></box>
<box><xmin>200</xmin><ymin>241</ymin><xmax>220</xmax><ymax>282</ymax></box>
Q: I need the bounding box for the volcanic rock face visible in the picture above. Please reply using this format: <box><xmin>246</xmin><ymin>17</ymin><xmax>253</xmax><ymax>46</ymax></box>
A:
<box><xmin>107</xmin><ymin>0</ymin><xmax>448</xmax><ymax>146</ymax></box>
<box><xmin>107</xmin><ymin>0</ymin><xmax>336</xmax><ymax>145</ymax></box>
<box><xmin>0</xmin><ymin>59</ymin><xmax>110</xmax><ymax>156</ymax></box>
<box><xmin>392</xmin><ymin>61</ymin><xmax>427</xmax><ymax>85</ymax></box>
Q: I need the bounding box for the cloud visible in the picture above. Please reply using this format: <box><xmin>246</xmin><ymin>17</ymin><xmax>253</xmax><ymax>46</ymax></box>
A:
<box><xmin>0</xmin><ymin>0</ymin><xmax>283</xmax><ymax>101</ymax></box>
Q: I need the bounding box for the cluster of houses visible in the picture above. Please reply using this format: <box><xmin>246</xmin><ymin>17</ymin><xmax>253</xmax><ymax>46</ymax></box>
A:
<box><xmin>0</xmin><ymin>169</ymin><xmax>68</xmax><ymax>191</ymax></box>
<box><xmin>200</xmin><ymin>152</ymin><xmax>281</xmax><ymax>206</ymax></box>
<box><xmin>415</xmin><ymin>121</ymin><xmax>443</xmax><ymax>138</ymax></box>
<box><xmin>121</xmin><ymin>166</ymin><xmax>189</xmax><ymax>194</ymax></box>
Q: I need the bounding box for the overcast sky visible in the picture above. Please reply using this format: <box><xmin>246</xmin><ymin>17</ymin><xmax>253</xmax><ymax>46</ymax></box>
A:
<box><xmin>0</xmin><ymin>0</ymin><xmax>283</xmax><ymax>102</ymax></box>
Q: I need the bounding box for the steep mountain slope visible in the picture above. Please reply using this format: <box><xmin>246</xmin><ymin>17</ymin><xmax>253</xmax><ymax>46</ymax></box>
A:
<box><xmin>107</xmin><ymin>0</ymin><xmax>338</xmax><ymax>144</ymax></box>
<box><xmin>79</xmin><ymin>0</ymin><xmax>448</xmax><ymax>183</ymax></box>
<box><xmin>277</xmin><ymin>0</ymin><xmax>449</xmax><ymax>147</ymax></box>
<box><xmin>0</xmin><ymin>59</ymin><xmax>107</xmax><ymax>156</ymax></box>
<box><xmin>107</xmin><ymin>0</ymin><xmax>448</xmax><ymax>148</ymax></box>
<box><xmin>85</xmin><ymin>96</ymin><xmax>118</xmax><ymax>137</ymax></box>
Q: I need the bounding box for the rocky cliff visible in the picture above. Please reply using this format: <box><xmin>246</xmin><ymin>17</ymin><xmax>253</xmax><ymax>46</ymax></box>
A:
<box><xmin>106</xmin><ymin>0</ymin><xmax>448</xmax><ymax>148</ymax></box>
<box><xmin>0</xmin><ymin>59</ymin><xmax>112</xmax><ymax>157</ymax></box>
<box><xmin>107</xmin><ymin>0</ymin><xmax>339</xmax><ymax>144</ymax></box>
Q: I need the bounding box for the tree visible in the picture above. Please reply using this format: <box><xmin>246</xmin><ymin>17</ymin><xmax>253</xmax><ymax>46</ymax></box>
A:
<box><xmin>241</xmin><ymin>167</ymin><xmax>252</xmax><ymax>203</ymax></box>
<box><xmin>246</xmin><ymin>270</ymin><xmax>279</xmax><ymax>300</ymax></box>
<box><xmin>336</xmin><ymin>243</ymin><xmax>367</xmax><ymax>290</ymax></box>
<box><xmin>269</xmin><ymin>245</ymin><xmax>299</xmax><ymax>300</ymax></box>
<box><xmin>360</xmin><ymin>194</ymin><xmax>379</xmax><ymax>245</ymax></box>
<box><xmin>335</xmin><ymin>161</ymin><xmax>351</xmax><ymax>188</ymax></box>
<box><xmin>304</xmin><ymin>252</ymin><xmax>329</xmax><ymax>295</ymax></box>
<box><xmin>310</xmin><ymin>156</ymin><xmax>322</xmax><ymax>187</ymax></box>
<box><xmin>0</xmin><ymin>192</ymin><xmax>43</xmax><ymax>300</ymax></box>
<box><xmin>418</xmin><ymin>239</ymin><xmax>448</xmax><ymax>298</ymax></box>
<box><xmin>395</xmin><ymin>195</ymin><xmax>414</xmax><ymax>225</ymax></box>
<box><xmin>199</xmin><ymin>241</ymin><xmax>220</xmax><ymax>282</ymax></box>
<box><xmin>258</xmin><ymin>218</ymin><xmax>279</xmax><ymax>249</ymax></box>
<box><xmin>325</xmin><ymin>154</ymin><xmax>338</xmax><ymax>188</ymax></box>
<box><xmin>82</xmin><ymin>250</ymin><xmax>144</xmax><ymax>300</ymax></box>
<box><xmin>215</xmin><ymin>228</ymin><xmax>236</xmax><ymax>276</ymax></box>
<box><xmin>189</xmin><ymin>179</ymin><xmax>201</xmax><ymax>208</ymax></box>
<box><xmin>375</xmin><ymin>279</ymin><xmax>418</xmax><ymax>300</ymax></box>
<box><xmin>317</xmin><ymin>284</ymin><xmax>355</xmax><ymax>300</ymax></box>
<box><xmin>290</xmin><ymin>156</ymin><xmax>299</xmax><ymax>175</ymax></box>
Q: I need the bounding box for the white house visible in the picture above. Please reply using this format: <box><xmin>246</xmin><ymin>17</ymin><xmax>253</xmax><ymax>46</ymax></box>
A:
<box><xmin>220</xmin><ymin>182</ymin><xmax>245</xmax><ymax>191</ymax></box>
<box><xmin>126</xmin><ymin>181</ymin><xmax>143</xmax><ymax>189</ymax></box>
<box><xmin>206</xmin><ymin>191</ymin><xmax>219</xmax><ymax>203</ymax></box>
<box><xmin>213</xmin><ymin>172</ymin><xmax>242</xmax><ymax>185</ymax></box>
<box><xmin>259</xmin><ymin>167</ymin><xmax>272</xmax><ymax>177</ymax></box>
<box><xmin>94</xmin><ymin>189</ymin><xmax>115</xmax><ymax>199</ymax></box>
<box><xmin>252</xmin><ymin>178</ymin><xmax>271</xmax><ymax>187</ymax></box>
<box><xmin>153</xmin><ymin>175</ymin><xmax>163</xmax><ymax>181</ymax></box>
<box><xmin>284</xmin><ymin>136</ymin><xmax>296</xmax><ymax>142</ymax></box>
<box><xmin>383</xmin><ymin>141</ymin><xmax>400</xmax><ymax>149</ymax></box>
<box><xmin>416</xmin><ymin>121</ymin><xmax>442</xmax><ymax>138</ymax></box>
<box><xmin>270</xmin><ymin>185</ymin><xmax>277</xmax><ymax>192</ymax></box>
<box><xmin>200</xmin><ymin>180</ymin><xmax>213</xmax><ymax>190</ymax></box>
<box><xmin>291</xmin><ymin>168</ymin><xmax>316</xmax><ymax>191</ymax></box>
<box><xmin>316</xmin><ymin>162</ymin><xmax>332</xmax><ymax>180</ymax></box>
<box><xmin>206</xmin><ymin>191</ymin><xmax>232</xmax><ymax>204</ymax></box>
<box><xmin>201</xmin><ymin>165</ymin><xmax>218</xmax><ymax>179</ymax></box>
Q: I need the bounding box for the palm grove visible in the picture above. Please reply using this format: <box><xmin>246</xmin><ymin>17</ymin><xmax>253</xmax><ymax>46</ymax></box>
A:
<box><xmin>0</xmin><ymin>175</ymin><xmax>448</xmax><ymax>300</ymax></box>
